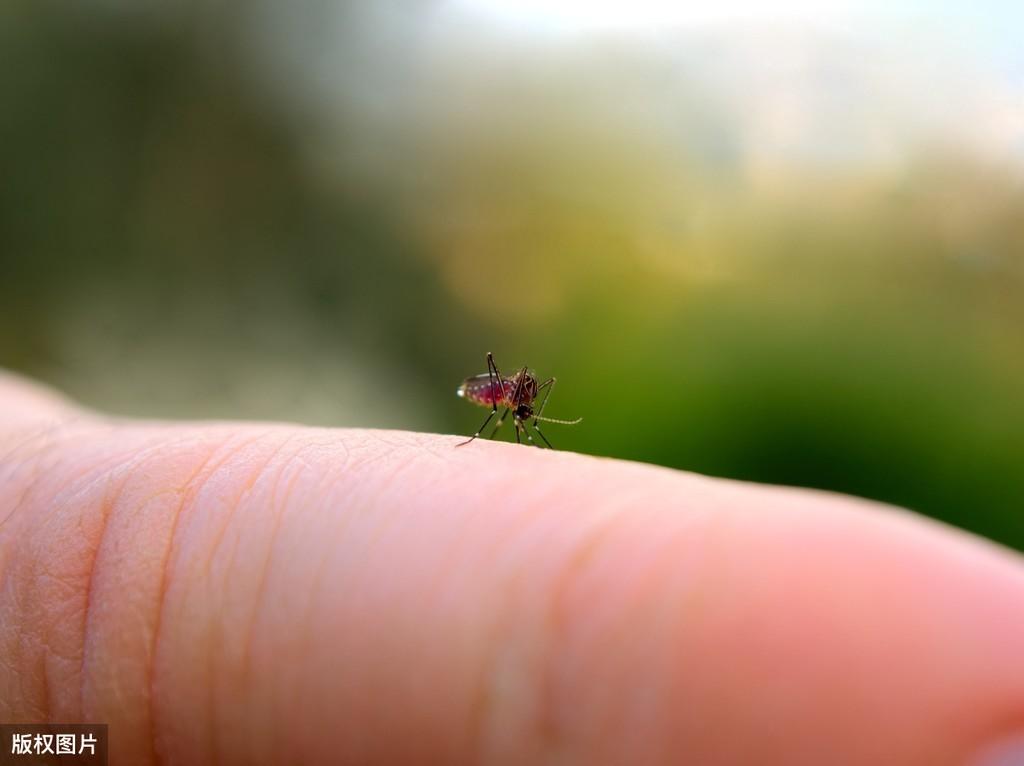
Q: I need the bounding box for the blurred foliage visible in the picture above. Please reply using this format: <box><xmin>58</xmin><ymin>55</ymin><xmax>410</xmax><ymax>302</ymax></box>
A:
<box><xmin>1</xmin><ymin>1</ymin><xmax>1021</xmax><ymax>549</ymax></box>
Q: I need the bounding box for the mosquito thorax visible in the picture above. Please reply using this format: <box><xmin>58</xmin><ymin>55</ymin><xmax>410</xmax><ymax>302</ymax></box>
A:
<box><xmin>513</xmin><ymin>373</ymin><xmax>539</xmax><ymax>403</ymax></box>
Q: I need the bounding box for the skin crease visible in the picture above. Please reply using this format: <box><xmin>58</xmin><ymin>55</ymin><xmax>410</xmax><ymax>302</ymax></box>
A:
<box><xmin>0</xmin><ymin>372</ymin><xmax>1023</xmax><ymax>765</ymax></box>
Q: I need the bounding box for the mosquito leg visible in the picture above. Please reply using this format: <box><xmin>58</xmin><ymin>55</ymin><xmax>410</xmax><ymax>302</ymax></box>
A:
<box><xmin>509</xmin><ymin>365</ymin><xmax>528</xmax><ymax>410</ymax></box>
<box><xmin>531</xmin><ymin>423</ymin><xmax>554</xmax><ymax>449</ymax></box>
<box><xmin>487</xmin><ymin>352</ymin><xmax>504</xmax><ymax>407</ymax></box>
<box><xmin>532</xmin><ymin>376</ymin><xmax>557</xmax><ymax>448</ymax></box>
<box><xmin>487</xmin><ymin>352</ymin><xmax>502</xmax><ymax>379</ymax></box>
<box><xmin>487</xmin><ymin>407</ymin><xmax>510</xmax><ymax>440</ymax></box>
<box><xmin>521</xmin><ymin>418</ymin><xmax>536</xmax><ymax>446</ymax></box>
<box><xmin>456</xmin><ymin>409</ymin><xmax>498</xmax><ymax>447</ymax></box>
<box><xmin>457</xmin><ymin>354</ymin><xmax>502</xmax><ymax>447</ymax></box>
<box><xmin>532</xmin><ymin>423</ymin><xmax>557</xmax><ymax>448</ymax></box>
<box><xmin>514</xmin><ymin>417</ymin><xmax>522</xmax><ymax>444</ymax></box>
<box><xmin>521</xmin><ymin>419</ymin><xmax>548</xmax><ymax>448</ymax></box>
<box><xmin>533</xmin><ymin>377</ymin><xmax>556</xmax><ymax>425</ymax></box>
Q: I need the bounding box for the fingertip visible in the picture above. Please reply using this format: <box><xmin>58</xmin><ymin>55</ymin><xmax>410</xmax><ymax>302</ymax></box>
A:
<box><xmin>550</xmin><ymin>487</ymin><xmax>1024</xmax><ymax>764</ymax></box>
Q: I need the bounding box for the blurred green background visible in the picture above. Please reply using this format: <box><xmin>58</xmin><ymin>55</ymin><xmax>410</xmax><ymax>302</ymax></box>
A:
<box><xmin>2</xmin><ymin>1</ymin><xmax>1021</xmax><ymax>548</ymax></box>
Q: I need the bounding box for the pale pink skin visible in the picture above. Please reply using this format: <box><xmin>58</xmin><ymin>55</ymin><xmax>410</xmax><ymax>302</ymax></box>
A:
<box><xmin>1</xmin><ymin>370</ymin><xmax>1023</xmax><ymax>765</ymax></box>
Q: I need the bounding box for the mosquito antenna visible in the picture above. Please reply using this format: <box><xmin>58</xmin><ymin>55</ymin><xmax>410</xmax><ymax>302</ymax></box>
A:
<box><xmin>533</xmin><ymin>415</ymin><xmax>583</xmax><ymax>425</ymax></box>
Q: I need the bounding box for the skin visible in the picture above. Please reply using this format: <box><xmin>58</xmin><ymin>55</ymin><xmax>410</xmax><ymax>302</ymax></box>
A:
<box><xmin>1</xmin><ymin>370</ymin><xmax>1023</xmax><ymax>765</ymax></box>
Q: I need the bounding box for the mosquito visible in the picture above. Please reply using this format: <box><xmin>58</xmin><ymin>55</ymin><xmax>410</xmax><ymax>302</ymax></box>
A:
<box><xmin>456</xmin><ymin>352</ymin><xmax>582</xmax><ymax>448</ymax></box>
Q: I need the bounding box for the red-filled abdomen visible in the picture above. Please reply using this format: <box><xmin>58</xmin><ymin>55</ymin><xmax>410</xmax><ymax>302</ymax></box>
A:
<box><xmin>457</xmin><ymin>375</ymin><xmax>512</xmax><ymax>408</ymax></box>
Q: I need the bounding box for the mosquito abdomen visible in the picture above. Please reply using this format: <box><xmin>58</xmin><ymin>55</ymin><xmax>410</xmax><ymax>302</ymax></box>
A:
<box><xmin>457</xmin><ymin>375</ymin><xmax>510</xmax><ymax>408</ymax></box>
